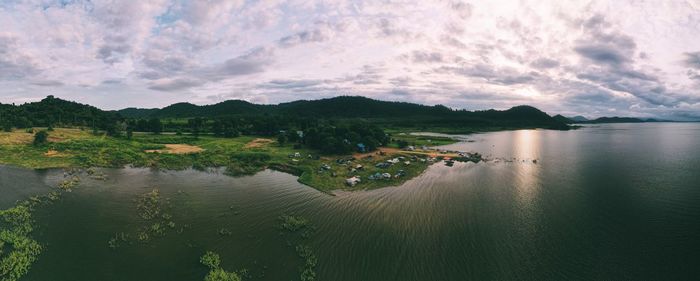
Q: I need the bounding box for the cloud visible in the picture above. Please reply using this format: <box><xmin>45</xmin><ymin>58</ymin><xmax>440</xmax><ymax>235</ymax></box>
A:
<box><xmin>574</xmin><ymin>44</ymin><xmax>629</xmax><ymax>65</ymax></box>
<box><xmin>278</xmin><ymin>28</ymin><xmax>332</xmax><ymax>48</ymax></box>
<box><xmin>450</xmin><ymin>1</ymin><xmax>472</xmax><ymax>19</ymax></box>
<box><xmin>205</xmin><ymin>47</ymin><xmax>274</xmax><ymax>80</ymax></box>
<box><xmin>683</xmin><ymin>52</ymin><xmax>700</xmax><ymax>69</ymax></box>
<box><xmin>1</xmin><ymin>1</ymin><xmax>699</xmax><ymax>119</ymax></box>
<box><xmin>0</xmin><ymin>34</ymin><xmax>41</xmax><ymax>80</ymax></box>
<box><xmin>408</xmin><ymin>51</ymin><xmax>445</xmax><ymax>63</ymax></box>
<box><xmin>148</xmin><ymin>77</ymin><xmax>205</xmax><ymax>91</ymax></box>
<box><xmin>438</xmin><ymin>64</ymin><xmax>539</xmax><ymax>85</ymax></box>
<box><xmin>530</xmin><ymin>58</ymin><xmax>560</xmax><ymax>69</ymax></box>
<box><xmin>30</xmin><ymin>80</ymin><xmax>64</xmax><ymax>87</ymax></box>
<box><xmin>261</xmin><ymin>79</ymin><xmax>323</xmax><ymax>89</ymax></box>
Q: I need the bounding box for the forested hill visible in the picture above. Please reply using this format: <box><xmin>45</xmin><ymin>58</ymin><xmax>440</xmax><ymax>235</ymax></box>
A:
<box><xmin>550</xmin><ymin>115</ymin><xmax>662</xmax><ymax>124</ymax></box>
<box><xmin>0</xmin><ymin>95</ymin><xmax>119</xmax><ymax>129</ymax></box>
<box><xmin>0</xmin><ymin>95</ymin><xmax>570</xmax><ymax>131</ymax></box>
<box><xmin>116</xmin><ymin>96</ymin><xmax>567</xmax><ymax>128</ymax></box>
<box><xmin>117</xmin><ymin>96</ymin><xmax>452</xmax><ymax>119</ymax></box>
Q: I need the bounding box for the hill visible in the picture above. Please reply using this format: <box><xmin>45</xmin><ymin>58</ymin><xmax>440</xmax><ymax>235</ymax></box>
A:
<box><xmin>0</xmin><ymin>95</ymin><xmax>120</xmax><ymax>129</ymax></box>
<box><xmin>116</xmin><ymin>96</ymin><xmax>568</xmax><ymax>130</ymax></box>
<box><xmin>1</xmin><ymin>95</ymin><xmax>570</xmax><ymax>133</ymax></box>
<box><xmin>553</xmin><ymin>114</ymin><xmax>573</xmax><ymax>124</ymax></box>
<box><xmin>577</xmin><ymin>117</ymin><xmax>661</xmax><ymax>124</ymax></box>
<box><xmin>569</xmin><ymin>115</ymin><xmax>589</xmax><ymax>122</ymax></box>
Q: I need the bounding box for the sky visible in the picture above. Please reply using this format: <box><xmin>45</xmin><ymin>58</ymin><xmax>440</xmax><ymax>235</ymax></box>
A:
<box><xmin>1</xmin><ymin>0</ymin><xmax>700</xmax><ymax>120</ymax></box>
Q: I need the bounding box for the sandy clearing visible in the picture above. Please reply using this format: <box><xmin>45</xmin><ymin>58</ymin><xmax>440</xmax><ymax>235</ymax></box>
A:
<box><xmin>145</xmin><ymin>144</ymin><xmax>204</xmax><ymax>154</ymax></box>
<box><xmin>245</xmin><ymin>138</ymin><xmax>275</xmax><ymax>148</ymax></box>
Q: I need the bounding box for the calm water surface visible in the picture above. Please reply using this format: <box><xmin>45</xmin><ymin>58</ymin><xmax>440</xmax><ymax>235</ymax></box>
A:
<box><xmin>1</xmin><ymin>123</ymin><xmax>699</xmax><ymax>280</ymax></box>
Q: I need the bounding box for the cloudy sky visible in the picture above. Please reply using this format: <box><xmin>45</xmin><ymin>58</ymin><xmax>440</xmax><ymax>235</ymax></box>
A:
<box><xmin>1</xmin><ymin>0</ymin><xmax>699</xmax><ymax>119</ymax></box>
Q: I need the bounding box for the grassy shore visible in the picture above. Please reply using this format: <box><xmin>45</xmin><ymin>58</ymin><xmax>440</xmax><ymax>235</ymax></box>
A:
<box><xmin>0</xmin><ymin>128</ymin><xmax>462</xmax><ymax>192</ymax></box>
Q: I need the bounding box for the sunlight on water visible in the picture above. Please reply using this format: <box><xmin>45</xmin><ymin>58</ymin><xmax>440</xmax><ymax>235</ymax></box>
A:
<box><xmin>512</xmin><ymin>130</ymin><xmax>542</xmax><ymax>208</ymax></box>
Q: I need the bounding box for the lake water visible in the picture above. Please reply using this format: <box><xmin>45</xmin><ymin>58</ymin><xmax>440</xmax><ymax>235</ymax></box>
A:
<box><xmin>1</xmin><ymin>123</ymin><xmax>699</xmax><ymax>280</ymax></box>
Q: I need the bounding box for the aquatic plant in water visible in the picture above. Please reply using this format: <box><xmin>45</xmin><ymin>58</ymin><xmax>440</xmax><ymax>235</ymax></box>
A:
<box><xmin>200</xmin><ymin>251</ymin><xmax>241</xmax><ymax>281</ymax></box>
<box><xmin>107</xmin><ymin>232</ymin><xmax>129</xmax><ymax>249</ymax></box>
<box><xmin>278</xmin><ymin>214</ymin><xmax>309</xmax><ymax>232</ymax></box>
<box><xmin>57</xmin><ymin>176</ymin><xmax>80</xmax><ymax>192</ymax></box>
<box><xmin>278</xmin><ymin>214</ymin><xmax>318</xmax><ymax>281</ymax></box>
<box><xmin>218</xmin><ymin>228</ymin><xmax>232</xmax><ymax>236</ymax></box>
<box><xmin>137</xmin><ymin>189</ymin><xmax>162</xmax><ymax>220</ymax></box>
<box><xmin>295</xmin><ymin>245</ymin><xmax>318</xmax><ymax>281</ymax></box>
<box><xmin>0</xmin><ymin>204</ymin><xmax>42</xmax><ymax>281</ymax></box>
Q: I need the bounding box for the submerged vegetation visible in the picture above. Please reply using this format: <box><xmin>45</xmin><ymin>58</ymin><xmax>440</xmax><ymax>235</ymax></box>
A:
<box><xmin>279</xmin><ymin>214</ymin><xmax>309</xmax><ymax>232</ymax></box>
<box><xmin>108</xmin><ymin>189</ymin><xmax>177</xmax><ymax>247</ymax></box>
<box><xmin>279</xmin><ymin>214</ymin><xmax>318</xmax><ymax>281</ymax></box>
<box><xmin>0</xmin><ymin>204</ymin><xmax>41</xmax><ymax>281</ymax></box>
<box><xmin>0</xmin><ymin>173</ymin><xmax>77</xmax><ymax>281</ymax></box>
<box><xmin>200</xmin><ymin>251</ymin><xmax>241</xmax><ymax>281</ymax></box>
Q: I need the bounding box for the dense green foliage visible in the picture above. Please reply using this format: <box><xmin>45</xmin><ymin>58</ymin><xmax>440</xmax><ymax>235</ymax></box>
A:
<box><xmin>0</xmin><ymin>96</ymin><xmax>120</xmax><ymax>132</ymax></box>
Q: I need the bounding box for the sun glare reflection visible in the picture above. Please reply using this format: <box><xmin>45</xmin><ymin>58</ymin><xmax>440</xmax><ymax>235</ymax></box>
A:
<box><xmin>512</xmin><ymin>130</ymin><xmax>542</xmax><ymax>204</ymax></box>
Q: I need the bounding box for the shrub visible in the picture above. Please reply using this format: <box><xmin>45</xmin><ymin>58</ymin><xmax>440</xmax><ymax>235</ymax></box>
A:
<box><xmin>32</xmin><ymin>131</ymin><xmax>48</xmax><ymax>146</ymax></box>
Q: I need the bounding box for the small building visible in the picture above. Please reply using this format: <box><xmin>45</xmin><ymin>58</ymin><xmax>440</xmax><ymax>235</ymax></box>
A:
<box><xmin>375</xmin><ymin>162</ymin><xmax>391</xmax><ymax>168</ymax></box>
<box><xmin>381</xmin><ymin>173</ymin><xmax>392</xmax><ymax>179</ymax></box>
<box><xmin>405</xmin><ymin>146</ymin><xmax>415</xmax><ymax>151</ymax></box>
<box><xmin>368</xmin><ymin>172</ymin><xmax>382</xmax><ymax>180</ymax></box>
<box><xmin>346</xmin><ymin>176</ymin><xmax>361</xmax><ymax>186</ymax></box>
<box><xmin>357</xmin><ymin>143</ymin><xmax>367</xmax><ymax>153</ymax></box>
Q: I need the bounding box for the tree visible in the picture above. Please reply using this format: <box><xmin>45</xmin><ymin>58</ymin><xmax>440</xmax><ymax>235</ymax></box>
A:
<box><xmin>33</xmin><ymin>130</ymin><xmax>48</xmax><ymax>146</ymax></box>
<box><xmin>2</xmin><ymin>122</ymin><xmax>11</xmax><ymax>132</ymax></box>
<box><xmin>126</xmin><ymin>127</ymin><xmax>133</xmax><ymax>140</ymax></box>
<box><xmin>148</xmin><ymin>118</ymin><xmax>162</xmax><ymax>134</ymax></box>
<box><xmin>188</xmin><ymin>117</ymin><xmax>203</xmax><ymax>138</ymax></box>
<box><xmin>277</xmin><ymin>132</ymin><xmax>287</xmax><ymax>146</ymax></box>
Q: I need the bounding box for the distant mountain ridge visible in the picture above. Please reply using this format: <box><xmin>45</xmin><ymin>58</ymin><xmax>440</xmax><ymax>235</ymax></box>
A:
<box><xmin>0</xmin><ymin>95</ymin><xmax>570</xmax><ymax>131</ymax></box>
<box><xmin>550</xmin><ymin>114</ymin><xmax>662</xmax><ymax>124</ymax></box>
<box><xmin>116</xmin><ymin>96</ymin><xmax>570</xmax><ymax>130</ymax></box>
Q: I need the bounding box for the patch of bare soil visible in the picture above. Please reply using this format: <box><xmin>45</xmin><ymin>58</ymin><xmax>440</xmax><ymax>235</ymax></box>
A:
<box><xmin>145</xmin><ymin>144</ymin><xmax>204</xmax><ymax>154</ymax></box>
<box><xmin>244</xmin><ymin>138</ymin><xmax>275</xmax><ymax>148</ymax></box>
<box><xmin>44</xmin><ymin>150</ymin><xmax>61</xmax><ymax>157</ymax></box>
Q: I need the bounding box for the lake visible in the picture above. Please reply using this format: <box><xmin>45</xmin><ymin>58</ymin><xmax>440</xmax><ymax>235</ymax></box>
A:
<box><xmin>1</xmin><ymin>123</ymin><xmax>699</xmax><ymax>280</ymax></box>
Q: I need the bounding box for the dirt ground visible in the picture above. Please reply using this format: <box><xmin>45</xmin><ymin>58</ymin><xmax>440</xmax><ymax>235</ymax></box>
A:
<box><xmin>244</xmin><ymin>138</ymin><xmax>275</xmax><ymax>148</ymax></box>
<box><xmin>353</xmin><ymin>147</ymin><xmax>461</xmax><ymax>159</ymax></box>
<box><xmin>44</xmin><ymin>150</ymin><xmax>69</xmax><ymax>157</ymax></box>
<box><xmin>145</xmin><ymin>144</ymin><xmax>204</xmax><ymax>154</ymax></box>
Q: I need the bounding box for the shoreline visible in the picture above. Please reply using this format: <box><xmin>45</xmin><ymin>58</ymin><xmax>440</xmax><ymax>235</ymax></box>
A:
<box><xmin>0</xmin><ymin>128</ymin><xmax>476</xmax><ymax>192</ymax></box>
